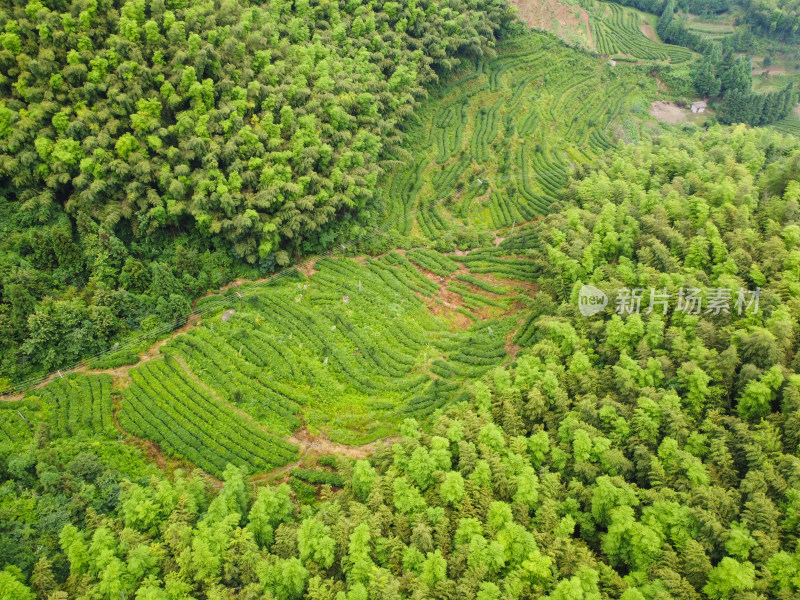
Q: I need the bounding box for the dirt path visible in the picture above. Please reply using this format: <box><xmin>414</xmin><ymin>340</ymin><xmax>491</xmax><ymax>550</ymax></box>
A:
<box><xmin>289</xmin><ymin>426</ymin><xmax>398</xmax><ymax>460</ymax></box>
<box><xmin>1</xmin><ymin>314</ymin><xmax>201</xmax><ymax>402</ymax></box>
<box><xmin>250</xmin><ymin>425</ymin><xmax>398</xmax><ymax>484</ymax></box>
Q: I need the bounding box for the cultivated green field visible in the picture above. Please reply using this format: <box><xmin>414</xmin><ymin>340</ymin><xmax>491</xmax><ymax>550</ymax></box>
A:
<box><xmin>589</xmin><ymin>1</ymin><xmax>694</xmax><ymax>62</ymax></box>
<box><xmin>14</xmin><ymin>241</ymin><xmax>540</xmax><ymax>463</ymax></box>
<box><xmin>161</xmin><ymin>248</ymin><xmax>539</xmax><ymax>446</ymax></box>
<box><xmin>383</xmin><ymin>35</ymin><xmax>657</xmax><ymax>240</ymax></box>
<box><xmin>772</xmin><ymin>116</ymin><xmax>800</xmax><ymax>136</ymax></box>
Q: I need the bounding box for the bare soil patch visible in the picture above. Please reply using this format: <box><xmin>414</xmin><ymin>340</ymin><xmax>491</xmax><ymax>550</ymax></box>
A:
<box><xmin>505</xmin><ymin>325</ymin><xmax>523</xmax><ymax>360</ymax></box>
<box><xmin>649</xmin><ymin>101</ymin><xmax>687</xmax><ymax>124</ymax></box>
<box><xmin>288</xmin><ymin>426</ymin><xmax>396</xmax><ymax>460</ymax></box>
<box><xmin>753</xmin><ymin>65</ymin><xmax>789</xmax><ymax>76</ymax></box>
<box><xmin>509</xmin><ymin>0</ymin><xmax>593</xmax><ymax>48</ymax></box>
<box><xmin>640</xmin><ymin>22</ymin><xmax>658</xmax><ymax>41</ymax></box>
<box><xmin>425</xmin><ymin>291</ymin><xmax>473</xmax><ymax>329</ymax></box>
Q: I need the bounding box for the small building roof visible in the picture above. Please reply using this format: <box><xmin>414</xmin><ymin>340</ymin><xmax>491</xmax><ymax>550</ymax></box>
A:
<box><xmin>691</xmin><ymin>101</ymin><xmax>707</xmax><ymax>109</ymax></box>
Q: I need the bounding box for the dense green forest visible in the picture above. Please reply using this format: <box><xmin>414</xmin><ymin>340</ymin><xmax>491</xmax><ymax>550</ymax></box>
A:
<box><xmin>0</xmin><ymin>0</ymin><xmax>517</xmax><ymax>386</ymax></box>
<box><xmin>5</xmin><ymin>125</ymin><xmax>800</xmax><ymax>599</ymax></box>
<box><xmin>740</xmin><ymin>0</ymin><xmax>800</xmax><ymax>42</ymax></box>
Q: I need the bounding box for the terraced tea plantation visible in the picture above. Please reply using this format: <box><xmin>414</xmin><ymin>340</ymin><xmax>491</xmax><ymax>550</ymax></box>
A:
<box><xmin>161</xmin><ymin>247</ymin><xmax>539</xmax><ymax>445</ymax></box>
<box><xmin>6</xmin><ymin>32</ymin><xmax>661</xmax><ymax>477</ymax></box>
<box><xmin>383</xmin><ymin>35</ymin><xmax>657</xmax><ymax>239</ymax></box>
<box><xmin>589</xmin><ymin>1</ymin><xmax>693</xmax><ymax>62</ymax></box>
<box><xmin>118</xmin><ymin>357</ymin><xmax>299</xmax><ymax>477</ymax></box>
<box><xmin>4</xmin><ymin>30</ymin><xmax>676</xmax><ymax>480</ymax></box>
<box><xmin>31</xmin><ymin>374</ymin><xmax>115</xmax><ymax>439</ymax></box>
<box><xmin>772</xmin><ymin>116</ymin><xmax>800</xmax><ymax>137</ymax></box>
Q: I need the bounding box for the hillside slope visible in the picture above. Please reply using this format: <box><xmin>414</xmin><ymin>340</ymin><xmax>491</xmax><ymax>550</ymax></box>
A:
<box><xmin>4</xmin><ymin>124</ymin><xmax>800</xmax><ymax>599</ymax></box>
<box><xmin>0</xmin><ymin>0</ymin><xmax>517</xmax><ymax>385</ymax></box>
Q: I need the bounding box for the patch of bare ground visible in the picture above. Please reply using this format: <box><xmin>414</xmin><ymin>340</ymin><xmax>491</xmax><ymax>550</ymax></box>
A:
<box><xmin>640</xmin><ymin>22</ymin><xmax>658</xmax><ymax>41</ymax></box>
<box><xmin>650</xmin><ymin>101</ymin><xmax>686</xmax><ymax>124</ymax></box>
<box><xmin>753</xmin><ymin>64</ymin><xmax>790</xmax><ymax>77</ymax></box>
<box><xmin>253</xmin><ymin>427</ymin><xmax>399</xmax><ymax>485</ymax></box>
<box><xmin>509</xmin><ymin>0</ymin><xmax>593</xmax><ymax>47</ymax></box>
<box><xmin>297</xmin><ymin>257</ymin><xmax>320</xmax><ymax>277</ymax></box>
<box><xmin>425</xmin><ymin>295</ymin><xmax>473</xmax><ymax>329</ymax></box>
<box><xmin>289</xmin><ymin>426</ymin><xmax>397</xmax><ymax>460</ymax></box>
<box><xmin>505</xmin><ymin>324</ymin><xmax>524</xmax><ymax>360</ymax></box>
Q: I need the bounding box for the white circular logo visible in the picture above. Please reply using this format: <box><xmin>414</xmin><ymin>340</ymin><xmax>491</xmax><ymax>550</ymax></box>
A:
<box><xmin>578</xmin><ymin>285</ymin><xmax>608</xmax><ymax>316</ymax></box>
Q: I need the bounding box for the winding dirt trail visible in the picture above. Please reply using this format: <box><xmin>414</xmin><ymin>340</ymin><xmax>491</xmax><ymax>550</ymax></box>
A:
<box><xmin>0</xmin><ymin>314</ymin><xmax>202</xmax><ymax>402</ymax></box>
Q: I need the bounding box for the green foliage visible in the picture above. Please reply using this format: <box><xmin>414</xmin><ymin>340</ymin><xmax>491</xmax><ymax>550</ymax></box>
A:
<box><xmin>6</xmin><ymin>4</ymin><xmax>800</xmax><ymax>600</ymax></box>
<box><xmin>591</xmin><ymin>1</ymin><xmax>694</xmax><ymax>62</ymax></box>
<box><xmin>0</xmin><ymin>569</ymin><xmax>34</xmax><ymax>600</ymax></box>
<box><xmin>118</xmin><ymin>357</ymin><xmax>297</xmax><ymax>476</ymax></box>
<box><xmin>703</xmin><ymin>557</ymin><xmax>756</xmax><ymax>599</ymax></box>
<box><xmin>351</xmin><ymin>460</ymin><xmax>376</xmax><ymax>501</ymax></box>
<box><xmin>382</xmin><ymin>34</ymin><xmax>657</xmax><ymax>240</ymax></box>
<box><xmin>34</xmin><ymin>373</ymin><xmax>115</xmax><ymax>439</ymax></box>
<box><xmin>159</xmin><ymin>254</ymin><xmax>528</xmax><ymax>440</ymax></box>
<box><xmin>0</xmin><ymin>0</ymin><xmax>517</xmax><ymax>383</ymax></box>
<box><xmin>291</xmin><ymin>467</ymin><xmax>345</xmax><ymax>487</ymax></box>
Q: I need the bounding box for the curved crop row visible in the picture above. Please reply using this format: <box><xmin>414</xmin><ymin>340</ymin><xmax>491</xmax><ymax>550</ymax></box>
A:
<box><xmin>772</xmin><ymin>118</ymin><xmax>800</xmax><ymax>137</ymax></box>
<box><xmin>406</xmin><ymin>249</ymin><xmax>460</xmax><ymax>276</ymax></box>
<box><xmin>458</xmin><ymin>252</ymin><xmax>540</xmax><ymax>281</ymax></box>
<box><xmin>470</xmin><ymin>101</ymin><xmax>501</xmax><ymax>164</ymax></box>
<box><xmin>119</xmin><ymin>358</ymin><xmax>297</xmax><ymax>476</ymax></box>
<box><xmin>379</xmin><ymin>252</ymin><xmax>440</xmax><ymax>296</ymax></box>
<box><xmin>432</xmin><ymin>153</ymin><xmax>471</xmax><ymax>199</ymax></box>
<box><xmin>592</xmin><ymin>3</ymin><xmax>692</xmax><ymax>63</ymax></box>
<box><xmin>433</xmin><ymin>100</ymin><xmax>469</xmax><ymax>161</ymax></box>
<box><xmin>387</xmin><ymin>158</ymin><xmax>427</xmax><ymax>234</ymax></box>
<box><xmin>36</xmin><ymin>373</ymin><xmax>114</xmax><ymax>439</ymax></box>
<box><xmin>167</xmin><ymin>329</ymin><xmax>304</xmax><ymax>435</ymax></box>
